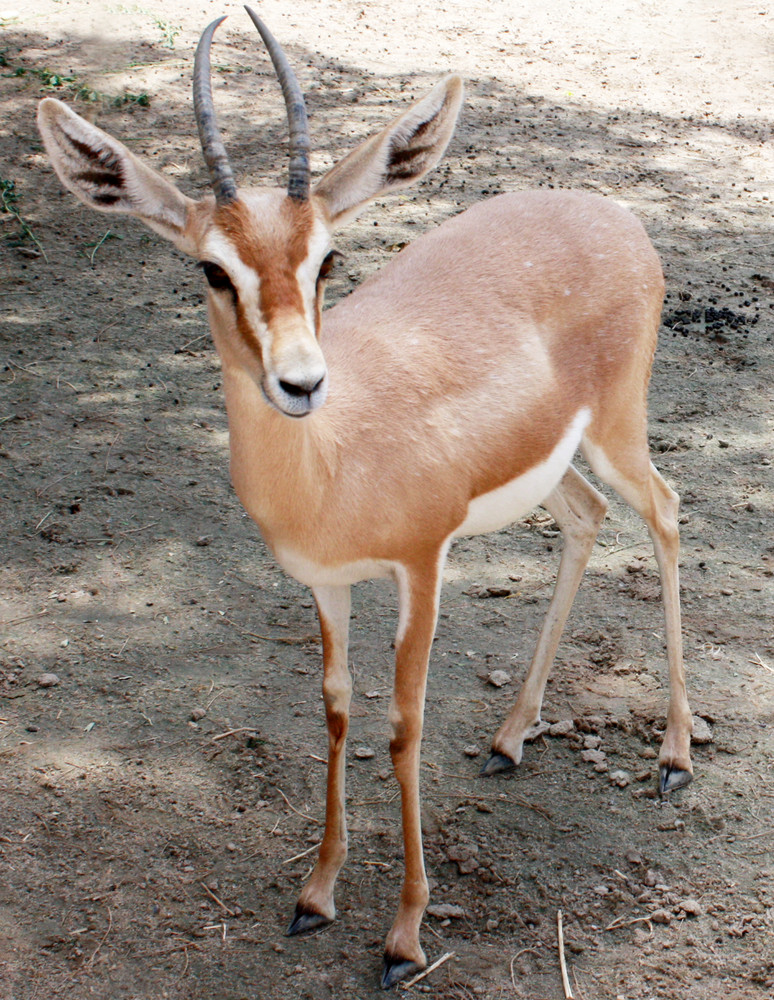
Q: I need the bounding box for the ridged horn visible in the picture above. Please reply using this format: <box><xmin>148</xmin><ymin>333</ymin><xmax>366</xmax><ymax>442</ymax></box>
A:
<box><xmin>244</xmin><ymin>6</ymin><xmax>311</xmax><ymax>201</ymax></box>
<box><xmin>193</xmin><ymin>16</ymin><xmax>238</xmax><ymax>205</ymax></box>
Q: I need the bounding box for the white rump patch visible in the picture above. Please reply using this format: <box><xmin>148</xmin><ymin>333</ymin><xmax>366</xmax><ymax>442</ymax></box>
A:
<box><xmin>454</xmin><ymin>408</ymin><xmax>591</xmax><ymax>537</ymax></box>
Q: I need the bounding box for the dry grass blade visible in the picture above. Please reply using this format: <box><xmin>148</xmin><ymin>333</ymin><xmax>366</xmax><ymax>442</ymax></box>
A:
<box><xmin>557</xmin><ymin>910</ymin><xmax>574</xmax><ymax>999</ymax></box>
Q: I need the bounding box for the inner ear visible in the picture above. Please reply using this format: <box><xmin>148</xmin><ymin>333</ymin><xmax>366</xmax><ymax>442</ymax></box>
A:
<box><xmin>313</xmin><ymin>75</ymin><xmax>463</xmax><ymax>228</ymax></box>
<box><xmin>385</xmin><ymin>115</ymin><xmax>445</xmax><ymax>183</ymax></box>
<box><xmin>37</xmin><ymin>97</ymin><xmax>196</xmax><ymax>250</ymax></box>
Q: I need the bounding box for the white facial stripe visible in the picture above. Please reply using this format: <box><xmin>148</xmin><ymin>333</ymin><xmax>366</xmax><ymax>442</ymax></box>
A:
<box><xmin>295</xmin><ymin>216</ymin><xmax>333</xmax><ymax>326</ymax></box>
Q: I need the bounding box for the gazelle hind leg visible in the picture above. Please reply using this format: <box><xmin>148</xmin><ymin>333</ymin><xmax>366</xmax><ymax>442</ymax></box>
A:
<box><xmin>582</xmin><ymin>436</ymin><xmax>693</xmax><ymax>794</ymax></box>
<box><xmin>288</xmin><ymin>584</ymin><xmax>352</xmax><ymax>934</ymax></box>
<box><xmin>483</xmin><ymin>466</ymin><xmax>608</xmax><ymax>775</ymax></box>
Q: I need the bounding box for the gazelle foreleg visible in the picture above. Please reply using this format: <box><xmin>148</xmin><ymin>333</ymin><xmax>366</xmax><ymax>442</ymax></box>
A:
<box><xmin>288</xmin><ymin>584</ymin><xmax>352</xmax><ymax>934</ymax></box>
<box><xmin>381</xmin><ymin>552</ymin><xmax>447</xmax><ymax>989</ymax></box>
<box><xmin>482</xmin><ymin>465</ymin><xmax>608</xmax><ymax>775</ymax></box>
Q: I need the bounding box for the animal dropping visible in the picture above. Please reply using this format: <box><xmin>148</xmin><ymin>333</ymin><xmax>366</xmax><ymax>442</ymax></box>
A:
<box><xmin>37</xmin><ymin>6</ymin><xmax>694</xmax><ymax>989</ymax></box>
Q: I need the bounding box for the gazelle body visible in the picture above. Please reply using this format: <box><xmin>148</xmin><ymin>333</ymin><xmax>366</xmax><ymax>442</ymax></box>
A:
<box><xmin>37</xmin><ymin>8</ymin><xmax>693</xmax><ymax>988</ymax></box>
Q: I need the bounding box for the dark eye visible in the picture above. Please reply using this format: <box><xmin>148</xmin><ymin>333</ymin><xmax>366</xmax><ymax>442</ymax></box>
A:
<box><xmin>317</xmin><ymin>250</ymin><xmax>339</xmax><ymax>284</ymax></box>
<box><xmin>200</xmin><ymin>261</ymin><xmax>236</xmax><ymax>295</ymax></box>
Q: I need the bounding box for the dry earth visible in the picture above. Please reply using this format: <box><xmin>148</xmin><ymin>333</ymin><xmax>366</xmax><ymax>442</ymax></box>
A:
<box><xmin>1</xmin><ymin>2</ymin><xmax>773</xmax><ymax>998</ymax></box>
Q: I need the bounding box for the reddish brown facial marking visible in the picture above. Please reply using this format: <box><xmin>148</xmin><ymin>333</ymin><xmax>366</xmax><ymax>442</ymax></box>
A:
<box><xmin>216</xmin><ymin>198</ymin><xmax>315</xmax><ymax>324</ymax></box>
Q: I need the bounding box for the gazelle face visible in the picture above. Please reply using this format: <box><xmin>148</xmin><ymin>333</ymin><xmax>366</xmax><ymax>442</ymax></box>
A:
<box><xmin>195</xmin><ymin>190</ymin><xmax>333</xmax><ymax>417</ymax></box>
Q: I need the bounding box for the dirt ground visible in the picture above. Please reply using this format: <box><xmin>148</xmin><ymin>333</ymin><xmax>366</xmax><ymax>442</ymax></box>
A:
<box><xmin>1</xmin><ymin>1</ymin><xmax>773</xmax><ymax>998</ymax></box>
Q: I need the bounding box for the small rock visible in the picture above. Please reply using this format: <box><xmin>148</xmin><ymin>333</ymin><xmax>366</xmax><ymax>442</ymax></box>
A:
<box><xmin>575</xmin><ymin>715</ymin><xmax>607</xmax><ymax>733</ymax></box>
<box><xmin>677</xmin><ymin>898</ymin><xmax>703</xmax><ymax>917</ymax></box>
<box><xmin>446</xmin><ymin>843</ymin><xmax>480</xmax><ymax>874</ymax></box>
<box><xmin>625</xmin><ymin>849</ymin><xmax>643</xmax><ymax>866</ymax></box>
<box><xmin>549</xmin><ymin>719</ymin><xmax>575</xmax><ymax>737</ymax></box>
<box><xmin>639</xmin><ymin>747</ymin><xmax>658</xmax><ymax>759</ymax></box>
<box><xmin>487</xmin><ymin>670</ymin><xmax>511</xmax><ymax>688</ymax></box>
<box><xmin>354</xmin><ymin>746</ymin><xmax>375</xmax><ymax>760</ymax></box>
<box><xmin>195</xmin><ymin>535</ymin><xmax>212</xmax><ymax>547</ymax></box>
<box><xmin>37</xmin><ymin>673</ymin><xmax>60</xmax><ymax>688</ymax></box>
<box><xmin>583</xmin><ymin>734</ymin><xmax>603</xmax><ymax>750</ymax></box>
<box><xmin>635</xmin><ymin>768</ymin><xmax>653</xmax><ymax>782</ymax></box>
<box><xmin>610</xmin><ymin>770</ymin><xmax>631</xmax><ymax>788</ymax></box>
<box><xmin>593</xmin><ymin>885</ymin><xmax>609</xmax><ymax>896</ymax></box>
<box><xmin>691</xmin><ymin>716</ymin><xmax>713</xmax><ymax>745</ymax></box>
<box><xmin>463</xmin><ymin>745</ymin><xmax>481</xmax><ymax>758</ymax></box>
<box><xmin>581</xmin><ymin>748</ymin><xmax>607</xmax><ymax>765</ymax></box>
<box><xmin>426</xmin><ymin>903</ymin><xmax>466</xmax><ymax>920</ymax></box>
<box><xmin>650</xmin><ymin>908</ymin><xmax>673</xmax><ymax>925</ymax></box>
<box><xmin>191</xmin><ymin>706</ymin><xmax>207</xmax><ymax>722</ymax></box>
<box><xmin>524</xmin><ymin>720</ymin><xmax>551</xmax><ymax>741</ymax></box>
<box><xmin>485</xmin><ymin>586</ymin><xmax>511</xmax><ymax>598</ymax></box>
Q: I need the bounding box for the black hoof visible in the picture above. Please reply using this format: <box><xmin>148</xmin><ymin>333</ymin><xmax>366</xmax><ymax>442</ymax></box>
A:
<box><xmin>381</xmin><ymin>954</ymin><xmax>423</xmax><ymax>990</ymax></box>
<box><xmin>659</xmin><ymin>765</ymin><xmax>693</xmax><ymax>795</ymax></box>
<box><xmin>480</xmin><ymin>751</ymin><xmax>516</xmax><ymax>776</ymax></box>
<box><xmin>286</xmin><ymin>905</ymin><xmax>332</xmax><ymax>936</ymax></box>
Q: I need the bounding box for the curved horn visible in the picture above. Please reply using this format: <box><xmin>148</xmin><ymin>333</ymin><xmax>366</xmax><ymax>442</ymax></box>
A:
<box><xmin>244</xmin><ymin>6</ymin><xmax>311</xmax><ymax>201</ymax></box>
<box><xmin>193</xmin><ymin>16</ymin><xmax>238</xmax><ymax>205</ymax></box>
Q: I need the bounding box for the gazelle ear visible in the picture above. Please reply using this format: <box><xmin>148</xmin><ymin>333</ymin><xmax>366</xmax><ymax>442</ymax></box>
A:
<box><xmin>313</xmin><ymin>75</ymin><xmax>463</xmax><ymax>227</ymax></box>
<box><xmin>37</xmin><ymin>98</ymin><xmax>196</xmax><ymax>252</ymax></box>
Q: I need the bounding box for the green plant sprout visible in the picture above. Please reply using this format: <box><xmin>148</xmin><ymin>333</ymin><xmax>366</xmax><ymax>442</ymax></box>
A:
<box><xmin>0</xmin><ymin>178</ymin><xmax>48</xmax><ymax>261</ymax></box>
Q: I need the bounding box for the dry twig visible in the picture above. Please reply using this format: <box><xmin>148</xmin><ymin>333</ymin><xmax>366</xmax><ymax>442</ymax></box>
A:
<box><xmin>201</xmin><ymin>882</ymin><xmax>237</xmax><ymax>916</ymax></box>
<box><xmin>557</xmin><ymin>910</ymin><xmax>574</xmax><ymax>999</ymax></box>
<box><xmin>282</xmin><ymin>841</ymin><xmax>320</xmax><ymax>865</ymax></box>
<box><xmin>400</xmin><ymin>950</ymin><xmax>455</xmax><ymax>989</ymax></box>
<box><xmin>211</xmin><ymin>727</ymin><xmax>257</xmax><ymax>742</ymax></box>
<box><xmin>86</xmin><ymin>907</ymin><xmax>112</xmax><ymax>967</ymax></box>
<box><xmin>276</xmin><ymin>786</ymin><xmax>323</xmax><ymax>825</ymax></box>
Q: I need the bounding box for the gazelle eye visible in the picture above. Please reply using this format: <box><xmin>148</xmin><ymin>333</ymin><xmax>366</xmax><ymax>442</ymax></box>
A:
<box><xmin>200</xmin><ymin>261</ymin><xmax>236</xmax><ymax>296</ymax></box>
<box><xmin>317</xmin><ymin>250</ymin><xmax>338</xmax><ymax>283</ymax></box>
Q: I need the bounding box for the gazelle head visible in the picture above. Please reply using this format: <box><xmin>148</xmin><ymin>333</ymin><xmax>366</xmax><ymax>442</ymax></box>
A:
<box><xmin>37</xmin><ymin>7</ymin><xmax>463</xmax><ymax>418</ymax></box>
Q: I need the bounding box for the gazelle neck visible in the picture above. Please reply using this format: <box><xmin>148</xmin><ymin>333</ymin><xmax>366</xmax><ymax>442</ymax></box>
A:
<box><xmin>218</xmin><ymin>359</ymin><xmax>338</xmax><ymax>544</ymax></box>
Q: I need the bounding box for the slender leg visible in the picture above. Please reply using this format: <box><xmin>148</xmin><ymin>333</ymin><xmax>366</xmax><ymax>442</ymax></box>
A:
<box><xmin>381</xmin><ymin>551</ymin><xmax>447</xmax><ymax>989</ymax></box>
<box><xmin>583</xmin><ymin>438</ymin><xmax>693</xmax><ymax>793</ymax></box>
<box><xmin>288</xmin><ymin>584</ymin><xmax>352</xmax><ymax>934</ymax></box>
<box><xmin>482</xmin><ymin>466</ymin><xmax>608</xmax><ymax>774</ymax></box>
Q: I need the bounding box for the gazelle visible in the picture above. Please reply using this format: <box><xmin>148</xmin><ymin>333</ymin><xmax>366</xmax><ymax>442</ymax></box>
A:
<box><xmin>37</xmin><ymin>7</ymin><xmax>693</xmax><ymax>988</ymax></box>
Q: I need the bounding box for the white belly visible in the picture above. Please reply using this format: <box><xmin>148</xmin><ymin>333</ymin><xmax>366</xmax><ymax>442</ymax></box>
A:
<box><xmin>272</xmin><ymin>549</ymin><xmax>396</xmax><ymax>588</ymax></box>
<box><xmin>454</xmin><ymin>408</ymin><xmax>590</xmax><ymax>537</ymax></box>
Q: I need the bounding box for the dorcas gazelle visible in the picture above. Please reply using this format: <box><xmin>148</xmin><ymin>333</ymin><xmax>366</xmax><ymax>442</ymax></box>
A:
<box><xmin>37</xmin><ymin>7</ymin><xmax>693</xmax><ymax>989</ymax></box>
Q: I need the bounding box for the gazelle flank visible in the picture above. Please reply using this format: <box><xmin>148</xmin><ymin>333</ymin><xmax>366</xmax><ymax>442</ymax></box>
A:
<box><xmin>37</xmin><ymin>6</ymin><xmax>693</xmax><ymax>990</ymax></box>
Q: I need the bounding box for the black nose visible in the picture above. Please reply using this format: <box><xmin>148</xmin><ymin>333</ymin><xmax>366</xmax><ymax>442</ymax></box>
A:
<box><xmin>279</xmin><ymin>375</ymin><xmax>325</xmax><ymax>398</ymax></box>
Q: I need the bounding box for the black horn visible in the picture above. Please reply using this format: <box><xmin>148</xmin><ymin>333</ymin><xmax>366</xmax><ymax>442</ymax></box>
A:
<box><xmin>193</xmin><ymin>16</ymin><xmax>238</xmax><ymax>205</ymax></box>
<box><xmin>244</xmin><ymin>6</ymin><xmax>311</xmax><ymax>201</ymax></box>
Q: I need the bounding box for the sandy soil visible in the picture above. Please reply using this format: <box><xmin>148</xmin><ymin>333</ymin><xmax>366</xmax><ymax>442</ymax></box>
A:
<box><xmin>1</xmin><ymin>1</ymin><xmax>773</xmax><ymax>997</ymax></box>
